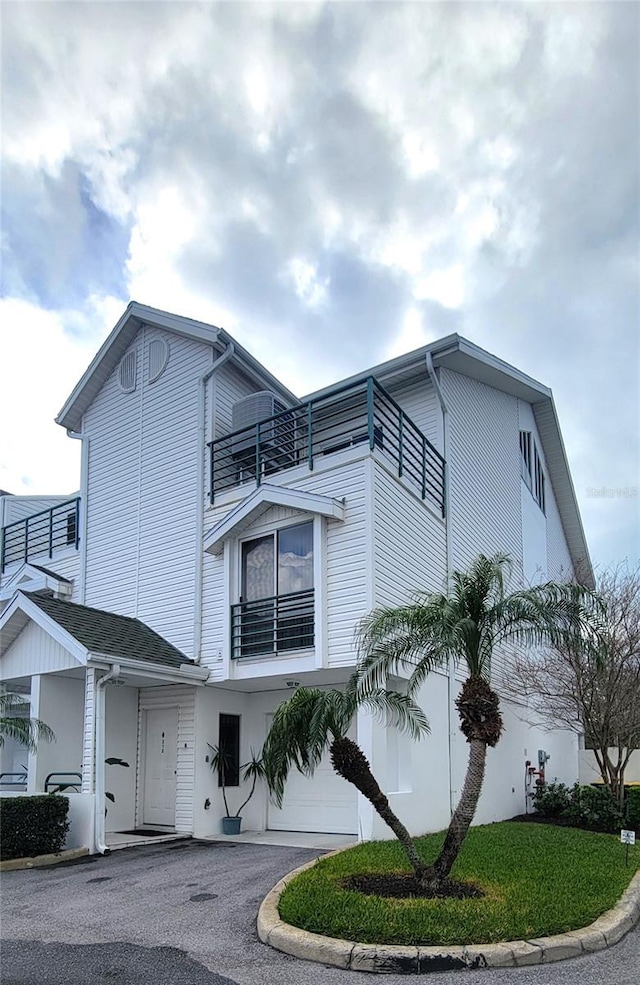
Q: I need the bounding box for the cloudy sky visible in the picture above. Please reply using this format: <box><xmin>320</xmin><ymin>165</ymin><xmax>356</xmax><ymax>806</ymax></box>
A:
<box><xmin>0</xmin><ymin>1</ymin><xmax>638</xmax><ymax>567</ymax></box>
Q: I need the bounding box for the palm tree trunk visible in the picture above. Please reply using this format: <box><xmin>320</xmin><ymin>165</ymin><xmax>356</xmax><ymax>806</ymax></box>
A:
<box><xmin>330</xmin><ymin>736</ymin><xmax>427</xmax><ymax>880</ymax></box>
<box><xmin>431</xmin><ymin>738</ymin><xmax>487</xmax><ymax>883</ymax></box>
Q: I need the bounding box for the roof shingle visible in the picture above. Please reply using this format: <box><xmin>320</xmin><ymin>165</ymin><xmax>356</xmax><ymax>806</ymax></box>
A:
<box><xmin>24</xmin><ymin>593</ymin><xmax>192</xmax><ymax>670</ymax></box>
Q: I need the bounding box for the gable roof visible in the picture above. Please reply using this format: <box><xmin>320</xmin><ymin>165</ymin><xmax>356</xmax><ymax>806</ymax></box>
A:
<box><xmin>56</xmin><ymin>302</ymin><xmax>297</xmax><ymax>432</ymax></box>
<box><xmin>22</xmin><ymin>593</ymin><xmax>192</xmax><ymax>670</ymax></box>
<box><xmin>204</xmin><ymin>484</ymin><xmax>346</xmax><ymax>556</ymax></box>
<box><xmin>55</xmin><ymin>303</ymin><xmax>592</xmax><ymax>587</ymax></box>
<box><xmin>0</xmin><ymin>563</ymin><xmax>73</xmax><ymax>602</ymax></box>
<box><xmin>303</xmin><ymin>334</ymin><xmax>594</xmax><ymax>587</ymax></box>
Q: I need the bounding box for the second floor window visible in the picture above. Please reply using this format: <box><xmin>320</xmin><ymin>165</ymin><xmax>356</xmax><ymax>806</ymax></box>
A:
<box><xmin>234</xmin><ymin>521</ymin><xmax>314</xmax><ymax>657</ymax></box>
<box><xmin>241</xmin><ymin>521</ymin><xmax>313</xmax><ymax>601</ymax></box>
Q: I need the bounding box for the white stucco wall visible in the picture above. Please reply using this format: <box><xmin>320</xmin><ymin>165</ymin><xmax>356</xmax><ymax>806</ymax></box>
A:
<box><xmin>104</xmin><ymin>685</ymin><xmax>139</xmax><ymax>832</ymax></box>
<box><xmin>34</xmin><ymin>675</ymin><xmax>85</xmax><ymax>792</ymax></box>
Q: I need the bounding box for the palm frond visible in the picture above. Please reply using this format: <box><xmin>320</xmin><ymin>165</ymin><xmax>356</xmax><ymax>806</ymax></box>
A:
<box><xmin>263</xmin><ymin>688</ymin><xmax>342</xmax><ymax>806</ymax></box>
<box><xmin>0</xmin><ymin>692</ymin><xmax>54</xmax><ymax>752</ymax></box>
<box><xmin>360</xmin><ymin>689</ymin><xmax>430</xmax><ymax>740</ymax></box>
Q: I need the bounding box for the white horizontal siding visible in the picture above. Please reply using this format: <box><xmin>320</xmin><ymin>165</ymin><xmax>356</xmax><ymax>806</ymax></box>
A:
<box><xmin>135</xmin><ymin>328</ymin><xmax>208</xmax><ymax>656</ymax></box>
<box><xmin>42</xmin><ymin>553</ymin><xmax>81</xmax><ymax>593</ymax></box>
<box><xmin>83</xmin><ymin>326</ymin><xmax>219</xmax><ymax>657</ymax></box>
<box><xmin>83</xmin><ymin>334</ymin><xmax>143</xmax><ymax>615</ymax></box>
<box><xmin>386</xmin><ymin>375</ymin><xmax>440</xmax><ymax>451</ymax></box>
<box><xmin>137</xmin><ymin>685</ymin><xmax>196</xmax><ymax>833</ymax></box>
<box><xmin>441</xmin><ymin>368</ymin><xmax>522</xmax><ymax>571</ymax></box>
<box><xmin>441</xmin><ymin>369</ymin><xmax>522</xmax><ymax>685</ymax></box>
<box><xmin>200</xmin><ymin>457</ymin><xmax>370</xmax><ymax>674</ymax></box>
<box><xmin>212</xmin><ymin>364</ymin><xmax>265</xmax><ymax>441</ymax></box>
<box><xmin>294</xmin><ymin>461</ymin><xmax>369</xmax><ymax>669</ymax></box>
<box><xmin>518</xmin><ymin>399</ymin><xmax>575</xmax><ymax>582</ymax></box>
<box><xmin>546</xmin><ymin>481</ymin><xmax>575</xmax><ymax>581</ymax></box>
<box><xmin>373</xmin><ymin>462</ymin><xmax>447</xmax><ymax>609</ymax></box>
<box><xmin>2</xmin><ymin>496</ymin><xmax>75</xmax><ymax>525</ymax></box>
<box><xmin>0</xmin><ymin>620</ymin><xmax>80</xmax><ymax>680</ymax></box>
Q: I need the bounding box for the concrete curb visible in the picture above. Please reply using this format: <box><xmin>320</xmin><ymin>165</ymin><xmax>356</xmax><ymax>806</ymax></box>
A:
<box><xmin>257</xmin><ymin>858</ymin><xmax>640</xmax><ymax>974</ymax></box>
<box><xmin>0</xmin><ymin>847</ymin><xmax>90</xmax><ymax>871</ymax></box>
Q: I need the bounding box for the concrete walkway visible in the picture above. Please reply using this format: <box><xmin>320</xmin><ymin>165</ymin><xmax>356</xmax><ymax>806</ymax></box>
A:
<box><xmin>1</xmin><ymin>839</ymin><xmax>638</xmax><ymax>985</ymax></box>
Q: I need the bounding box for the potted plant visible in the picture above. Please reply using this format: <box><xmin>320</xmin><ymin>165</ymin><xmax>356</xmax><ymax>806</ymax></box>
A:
<box><xmin>207</xmin><ymin>744</ymin><xmax>265</xmax><ymax>835</ymax></box>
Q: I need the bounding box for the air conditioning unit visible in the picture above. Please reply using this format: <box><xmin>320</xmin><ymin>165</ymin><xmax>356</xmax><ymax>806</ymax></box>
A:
<box><xmin>231</xmin><ymin>391</ymin><xmax>291</xmax><ymax>457</ymax></box>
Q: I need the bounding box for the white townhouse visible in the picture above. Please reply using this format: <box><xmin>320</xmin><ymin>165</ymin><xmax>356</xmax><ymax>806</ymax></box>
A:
<box><xmin>0</xmin><ymin>303</ymin><xmax>594</xmax><ymax>853</ymax></box>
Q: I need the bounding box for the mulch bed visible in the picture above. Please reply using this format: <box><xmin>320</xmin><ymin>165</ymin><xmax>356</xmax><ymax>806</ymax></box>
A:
<box><xmin>342</xmin><ymin>873</ymin><xmax>484</xmax><ymax>900</ymax></box>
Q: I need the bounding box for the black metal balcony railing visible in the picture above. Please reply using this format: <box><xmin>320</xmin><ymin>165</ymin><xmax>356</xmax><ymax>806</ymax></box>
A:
<box><xmin>231</xmin><ymin>588</ymin><xmax>315</xmax><ymax>659</ymax></box>
<box><xmin>209</xmin><ymin>377</ymin><xmax>446</xmax><ymax>516</ymax></box>
<box><xmin>1</xmin><ymin>498</ymin><xmax>80</xmax><ymax>572</ymax></box>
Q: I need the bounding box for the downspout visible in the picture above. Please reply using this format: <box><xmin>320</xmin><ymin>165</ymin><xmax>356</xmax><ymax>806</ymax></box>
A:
<box><xmin>193</xmin><ymin>339</ymin><xmax>235</xmax><ymax>663</ymax></box>
<box><xmin>67</xmin><ymin>429</ymin><xmax>89</xmax><ymax>604</ymax></box>
<box><xmin>425</xmin><ymin>353</ymin><xmax>456</xmax><ymax>816</ymax></box>
<box><xmin>94</xmin><ymin>663</ymin><xmax>121</xmax><ymax>854</ymax></box>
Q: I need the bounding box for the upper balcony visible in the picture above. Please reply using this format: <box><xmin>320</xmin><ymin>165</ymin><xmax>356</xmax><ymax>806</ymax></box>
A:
<box><xmin>208</xmin><ymin>376</ymin><xmax>445</xmax><ymax>516</ymax></box>
<box><xmin>1</xmin><ymin>498</ymin><xmax>80</xmax><ymax>573</ymax></box>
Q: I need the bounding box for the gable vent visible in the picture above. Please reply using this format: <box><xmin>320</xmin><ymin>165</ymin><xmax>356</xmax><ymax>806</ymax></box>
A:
<box><xmin>147</xmin><ymin>338</ymin><xmax>170</xmax><ymax>383</ymax></box>
<box><xmin>118</xmin><ymin>350</ymin><xmax>137</xmax><ymax>393</ymax></box>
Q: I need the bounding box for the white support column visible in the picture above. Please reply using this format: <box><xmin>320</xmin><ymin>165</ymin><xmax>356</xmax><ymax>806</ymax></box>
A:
<box><xmin>27</xmin><ymin>675</ymin><xmax>41</xmax><ymax>793</ymax></box>
<box><xmin>82</xmin><ymin>667</ymin><xmax>96</xmax><ymax>793</ymax></box>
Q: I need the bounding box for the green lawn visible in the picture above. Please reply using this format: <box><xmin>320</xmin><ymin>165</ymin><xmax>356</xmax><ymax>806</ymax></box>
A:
<box><xmin>278</xmin><ymin>822</ymin><xmax>639</xmax><ymax>945</ymax></box>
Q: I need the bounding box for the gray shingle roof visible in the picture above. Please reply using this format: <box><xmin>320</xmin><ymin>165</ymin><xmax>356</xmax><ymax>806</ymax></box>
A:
<box><xmin>24</xmin><ymin>593</ymin><xmax>192</xmax><ymax>670</ymax></box>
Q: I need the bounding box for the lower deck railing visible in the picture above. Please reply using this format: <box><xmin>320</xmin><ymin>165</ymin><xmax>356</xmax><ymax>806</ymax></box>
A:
<box><xmin>231</xmin><ymin>588</ymin><xmax>315</xmax><ymax>659</ymax></box>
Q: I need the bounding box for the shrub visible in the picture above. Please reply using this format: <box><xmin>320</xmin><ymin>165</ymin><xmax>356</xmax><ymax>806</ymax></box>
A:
<box><xmin>625</xmin><ymin>787</ymin><xmax>640</xmax><ymax>831</ymax></box>
<box><xmin>533</xmin><ymin>781</ymin><xmax>624</xmax><ymax>834</ymax></box>
<box><xmin>0</xmin><ymin>795</ymin><xmax>70</xmax><ymax>861</ymax></box>
<box><xmin>532</xmin><ymin>781</ymin><xmax>571</xmax><ymax>818</ymax></box>
<box><xmin>575</xmin><ymin>785</ymin><xmax>624</xmax><ymax>833</ymax></box>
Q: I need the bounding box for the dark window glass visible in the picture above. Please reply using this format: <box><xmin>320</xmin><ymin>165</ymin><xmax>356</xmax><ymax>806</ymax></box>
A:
<box><xmin>218</xmin><ymin>714</ymin><xmax>240</xmax><ymax>787</ymax></box>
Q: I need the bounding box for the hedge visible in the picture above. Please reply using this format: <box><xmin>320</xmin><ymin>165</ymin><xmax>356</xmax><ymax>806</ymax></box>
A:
<box><xmin>0</xmin><ymin>795</ymin><xmax>70</xmax><ymax>861</ymax></box>
<box><xmin>533</xmin><ymin>781</ymin><xmax>640</xmax><ymax>834</ymax></box>
<box><xmin>626</xmin><ymin>787</ymin><xmax>640</xmax><ymax>831</ymax></box>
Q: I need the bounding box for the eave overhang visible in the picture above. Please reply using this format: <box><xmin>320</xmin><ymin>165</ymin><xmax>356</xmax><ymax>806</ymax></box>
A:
<box><xmin>0</xmin><ymin>593</ymin><xmax>209</xmax><ymax>684</ymax></box>
<box><xmin>56</xmin><ymin>302</ymin><xmax>297</xmax><ymax>432</ymax></box>
<box><xmin>204</xmin><ymin>483</ymin><xmax>346</xmax><ymax>556</ymax></box>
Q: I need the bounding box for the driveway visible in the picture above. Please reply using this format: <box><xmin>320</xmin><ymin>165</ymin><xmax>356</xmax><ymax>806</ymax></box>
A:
<box><xmin>1</xmin><ymin>839</ymin><xmax>638</xmax><ymax>985</ymax></box>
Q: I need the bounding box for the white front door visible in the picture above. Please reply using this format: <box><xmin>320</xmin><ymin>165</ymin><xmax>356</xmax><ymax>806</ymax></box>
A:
<box><xmin>143</xmin><ymin>708</ymin><xmax>177</xmax><ymax>828</ymax></box>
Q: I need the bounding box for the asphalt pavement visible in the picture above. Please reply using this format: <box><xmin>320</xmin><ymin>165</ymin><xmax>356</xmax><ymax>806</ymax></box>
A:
<box><xmin>1</xmin><ymin>839</ymin><xmax>638</xmax><ymax>985</ymax></box>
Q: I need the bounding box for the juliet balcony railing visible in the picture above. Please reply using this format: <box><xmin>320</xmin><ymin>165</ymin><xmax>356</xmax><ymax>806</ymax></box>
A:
<box><xmin>1</xmin><ymin>498</ymin><xmax>80</xmax><ymax>572</ymax></box>
<box><xmin>209</xmin><ymin>377</ymin><xmax>446</xmax><ymax>516</ymax></box>
<box><xmin>231</xmin><ymin>588</ymin><xmax>315</xmax><ymax>659</ymax></box>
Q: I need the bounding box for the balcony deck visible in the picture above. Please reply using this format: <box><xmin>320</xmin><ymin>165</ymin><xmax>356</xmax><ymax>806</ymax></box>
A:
<box><xmin>1</xmin><ymin>498</ymin><xmax>80</xmax><ymax>572</ymax></box>
<box><xmin>209</xmin><ymin>377</ymin><xmax>445</xmax><ymax>516</ymax></box>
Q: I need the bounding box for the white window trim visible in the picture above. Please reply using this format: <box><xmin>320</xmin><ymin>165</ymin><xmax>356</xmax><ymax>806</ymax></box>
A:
<box><xmin>222</xmin><ymin>512</ymin><xmax>327</xmax><ymax>676</ymax></box>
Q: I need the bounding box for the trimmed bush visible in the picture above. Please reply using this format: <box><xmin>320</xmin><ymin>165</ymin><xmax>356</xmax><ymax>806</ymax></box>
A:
<box><xmin>0</xmin><ymin>795</ymin><xmax>70</xmax><ymax>861</ymax></box>
<box><xmin>534</xmin><ymin>781</ymin><xmax>625</xmax><ymax>834</ymax></box>
<box><xmin>575</xmin><ymin>785</ymin><xmax>624</xmax><ymax>833</ymax></box>
<box><xmin>626</xmin><ymin>787</ymin><xmax>640</xmax><ymax>831</ymax></box>
<box><xmin>532</xmin><ymin>780</ymin><xmax>571</xmax><ymax>818</ymax></box>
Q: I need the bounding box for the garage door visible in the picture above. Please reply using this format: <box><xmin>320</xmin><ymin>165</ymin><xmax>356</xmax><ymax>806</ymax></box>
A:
<box><xmin>267</xmin><ymin>722</ymin><xmax>358</xmax><ymax>835</ymax></box>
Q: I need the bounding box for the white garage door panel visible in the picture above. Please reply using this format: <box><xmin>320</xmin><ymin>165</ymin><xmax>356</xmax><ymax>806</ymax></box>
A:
<box><xmin>267</xmin><ymin>721</ymin><xmax>358</xmax><ymax>834</ymax></box>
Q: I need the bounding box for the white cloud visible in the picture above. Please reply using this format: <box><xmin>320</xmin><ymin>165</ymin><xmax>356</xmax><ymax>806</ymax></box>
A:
<box><xmin>1</xmin><ymin>1</ymin><xmax>637</xmax><ymax>564</ymax></box>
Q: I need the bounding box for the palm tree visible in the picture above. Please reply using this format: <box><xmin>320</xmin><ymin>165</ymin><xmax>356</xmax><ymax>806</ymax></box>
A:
<box><xmin>0</xmin><ymin>691</ymin><xmax>54</xmax><ymax>752</ymax></box>
<box><xmin>263</xmin><ymin>679</ymin><xmax>430</xmax><ymax>880</ymax></box>
<box><xmin>357</xmin><ymin>553</ymin><xmax>590</xmax><ymax>887</ymax></box>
